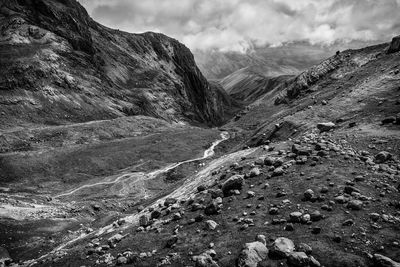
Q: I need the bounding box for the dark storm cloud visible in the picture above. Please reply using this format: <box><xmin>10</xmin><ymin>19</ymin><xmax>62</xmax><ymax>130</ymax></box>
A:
<box><xmin>79</xmin><ymin>0</ymin><xmax>400</xmax><ymax>52</ymax></box>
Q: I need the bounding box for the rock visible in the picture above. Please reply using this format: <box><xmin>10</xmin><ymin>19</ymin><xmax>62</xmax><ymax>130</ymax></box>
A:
<box><xmin>165</xmin><ymin>236</ymin><xmax>178</xmax><ymax>248</ymax></box>
<box><xmin>382</xmin><ymin>117</ymin><xmax>396</xmax><ymax>124</ymax></box>
<box><xmin>317</xmin><ymin>122</ymin><xmax>335</xmax><ymax>132</ymax></box>
<box><xmin>370</xmin><ymin>213</ymin><xmax>380</xmax><ymax>221</ymax></box>
<box><xmin>173</xmin><ymin>212</ymin><xmax>182</xmax><ymax>220</ymax></box>
<box><xmin>347</xmin><ymin>200</ymin><xmax>363</xmax><ymax>210</ymax></box>
<box><xmin>342</xmin><ymin>219</ymin><xmax>354</xmax><ymax>226</ymax></box>
<box><xmin>387</xmin><ymin>35</ymin><xmax>400</xmax><ymax>54</ymax></box>
<box><xmin>0</xmin><ymin>247</ymin><xmax>11</xmax><ymax>263</ymax></box>
<box><xmin>205</xmin><ymin>220</ymin><xmax>218</xmax><ymax>230</ymax></box>
<box><xmin>193</xmin><ymin>251</ymin><xmax>220</xmax><ymax>267</ymax></box>
<box><xmin>222</xmin><ymin>175</ymin><xmax>244</xmax><ymax>196</ymax></box>
<box><xmin>311</xmin><ymin>227</ymin><xmax>321</xmax><ymax>234</ymax></box>
<box><xmin>287</xmin><ymin>252</ymin><xmax>310</xmax><ymax>267</ymax></box>
<box><xmin>289</xmin><ymin>211</ymin><xmax>303</xmax><ymax>223</ymax></box>
<box><xmin>238</xmin><ymin>241</ymin><xmax>269</xmax><ymax>267</ymax></box>
<box><xmin>209</xmin><ymin>189</ymin><xmax>223</xmax><ymax>199</ymax></box>
<box><xmin>309</xmin><ymin>256</ymin><xmax>321</xmax><ymax>267</ymax></box>
<box><xmin>344</xmin><ymin>186</ymin><xmax>360</xmax><ymax>194</ymax></box>
<box><xmin>292</xmin><ymin>144</ymin><xmax>311</xmax><ymax>156</ymax></box>
<box><xmin>374</xmin><ymin>253</ymin><xmax>400</xmax><ymax>267</ymax></box>
<box><xmin>310</xmin><ymin>210</ymin><xmax>323</xmax><ymax>221</ymax></box>
<box><xmin>297</xmin><ymin>243</ymin><xmax>312</xmax><ymax>255</ymax></box>
<box><xmin>264</xmin><ymin>157</ymin><xmax>276</xmax><ymax>166</ymax></box>
<box><xmin>272</xmin><ymin>167</ymin><xmax>284</xmax><ymax>177</ymax></box>
<box><xmin>375</xmin><ymin>151</ymin><xmax>393</xmax><ymax>164</ymax></box>
<box><xmin>108</xmin><ymin>233</ymin><xmax>124</xmax><ymax>247</ymax></box>
<box><xmin>334</xmin><ymin>195</ymin><xmax>349</xmax><ymax>204</ymax></box>
<box><xmin>247</xmin><ymin>191</ymin><xmax>256</xmax><ymax>198</ymax></box>
<box><xmin>256</xmin><ymin>235</ymin><xmax>266</xmax><ymax>245</ymax></box>
<box><xmin>304</xmin><ymin>189</ymin><xmax>314</xmax><ymax>200</ymax></box>
<box><xmin>197</xmin><ymin>185</ymin><xmax>207</xmax><ymax>192</ymax></box>
<box><xmin>116</xmin><ymin>256</ymin><xmax>128</xmax><ymax>265</ymax></box>
<box><xmin>164</xmin><ymin>198</ymin><xmax>178</xmax><ymax>206</ymax></box>
<box><xmin>270</xmin><ymin>237</ymin><xmax>295</xmax><ymax>258</ymax></box>
<box><xmin>269</xmin><ymin>207</ymin><xmax>279</xmax><ymax>215</ymax></box>
<box><xmin>285</xmin><ymin>223</ymin><xmax>294</xmax><ymax>231</ymax></box>
<box><xmin>151</xmin><ymin>210</ymin><xmax>162</xmax><ymax>219</ymax></box>
<box><xmin>139</xmin><ymin>214</ymin><xmax>150</xmax><ymax>227</ymax></box>
<box><xmin>248</xmin><ymin>167</ymin><xmax>261</xmax><ymax>178</ymax></box>
<box><xmin>204</xmin><ymin>201</ymin><xmax>220</xmax><ymax>215</ymax></box>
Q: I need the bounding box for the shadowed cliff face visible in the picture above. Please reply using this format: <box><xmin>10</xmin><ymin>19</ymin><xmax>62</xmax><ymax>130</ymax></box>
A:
<box><xmin>0</xmin><ymin>0</ymin><xmax>233</xmax><ymax>129</ymax></box>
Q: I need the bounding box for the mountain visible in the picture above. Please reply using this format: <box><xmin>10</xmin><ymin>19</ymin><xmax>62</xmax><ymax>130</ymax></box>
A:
<box><xmin>193</xmin><ymin>43</ymin><xmax>340</xmax><ymax>80</ymax></box>
<box><xmin>0</xmin><ymin>0</ymin><xmax>234</xmax><ymax>129</ymax></box>
<box><xmin>1</xmin><ymin>1</ymin><xmax>400</xmax><ymax>266</ymax></box>
<box><xmin>219</xmin><ymin>66</ymin><xmax>293</xmax><ymax>103</ymax></box>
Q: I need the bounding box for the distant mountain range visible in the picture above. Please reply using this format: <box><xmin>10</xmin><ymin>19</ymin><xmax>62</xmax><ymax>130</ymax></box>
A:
<box><xmin>193</xmin><ymin>41</ymin><xmax>380</xmax><ymax>80</ymax></box>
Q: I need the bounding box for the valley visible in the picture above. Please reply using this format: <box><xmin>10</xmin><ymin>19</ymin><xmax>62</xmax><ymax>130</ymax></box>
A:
<box><xmin>0</xmin><ymin>1</ymin><xmax>400</xmax><ymax>267</ymax></box>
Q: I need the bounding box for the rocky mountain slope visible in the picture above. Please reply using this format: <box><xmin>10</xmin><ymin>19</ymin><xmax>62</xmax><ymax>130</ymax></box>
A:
<box><xmin>0</xmin><ymin>1</ymin><xmax>400</xmax><ymax>266</ymax></box>
<box><xmin>0</xmin><ymin>0</ymin><xmax>234</xmax><ymax>129</ymax></box>
<box><xmin>219</xmin><ymin>66</ymin><xmax>293</xmax><ymax>104</ymax></box>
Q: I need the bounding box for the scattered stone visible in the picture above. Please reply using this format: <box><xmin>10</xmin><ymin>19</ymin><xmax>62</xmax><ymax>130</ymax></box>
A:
<box><xmin>287</xmin><ymin>252</ymin><xmax>310</xmax><ymax>267</ymax></box>
<box><xmin>375</xmin><ymin>151</ymin><xmax>393</xmax><ymax>164</ymax></box>
<box><xmin>290</xmin><ymin>211</ymin><xmax>303</xmax><ymax>223</ymax></box>
<box><xmin>139</xmin><ymin>214</ymin><xmax>150</xmax><ymax>227</ymax></box>
<box><xmin>317</xmin><ymin>122</ymin><xmax>335</xmax><ymax>132</ymax></box>
<box><xmin>342</xmin><ymin>219</ymin><xmax>354</xmax><ymax>226</ymax></box>
<box><xmin>304</xmin><ymin>189</ymin><xmax>315</xmax><ymax>201</ymax></box>
<box><xmin>222</xmin><ymin>175</ymin><xmax>245</xmax><ymax>196</ymax></box>
<box><xmin>193</xmin><ymin>250</ymin><xmax>220</xmax><ymax>267</ymax></box>
<box><xmin>347</xmin><ymin>200</ymin><xmax>363</xmax><ymax>210</ymax></box>
<box><xmin>205</xmin><ymin>220</ymin><xmax>218</xmax><ymax>230</ymax></box>
<box><xmin>269</xmin><ymin>207</ymin><xmax>279</xmax><ymax>215</ymax></box>
<box><xmin>164</xmin><ymin>198</ymin><xmax>178</xmax><ymax>206</ymax></box>
<box><xmin>248</xmin><ymin>167</ymin><xmax>261</xmax><ymax>178</ymax></box>
<box><xmin>297</xmin><ymin>243</ymin><xmax>312</xmax><ymax>255</ymax></box>
<box><xmin>197</xmin><ymin>185</ymin><xmax>207</xmax><ymax>192</ymax></box>
<box><xmin>272</xmin><ymin>167</ymin><xmax>284</xmax><ymax>177</ymax></box>
<box><xmin>238</xmin><ymin>241</ymin><xmax>269</xmax><ymax>267</ymax></box>
<box><xmin>269</xmin><ymin>237</ymin><xmax>295</xmax><ymax>258</ymax></box>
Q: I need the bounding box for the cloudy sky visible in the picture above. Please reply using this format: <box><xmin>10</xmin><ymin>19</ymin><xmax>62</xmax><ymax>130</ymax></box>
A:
<box><xmin>79</xmin><ymin>0</ymin><xmax>400</xmax><ymax>52</ymax></box>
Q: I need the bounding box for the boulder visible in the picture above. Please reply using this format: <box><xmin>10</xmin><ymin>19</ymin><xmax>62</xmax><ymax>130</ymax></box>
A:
<box><xmin>375</xmin><ymin>151</ymin><xmax>393</xmax><ymax>164</ymax></box>
<box><xmin>139</xmin><ymin>214</ymin><xmax>150</xmax><ymax>227</ymax></box>
<box><xmin>287</xmin><ymin>252</ymin><xmax>310</xmax><ymax>267</ymax></box>
<box><xmin>237</xmin><ymin>241</ymin><xmax>269</xmax><ymax>267</ymax></box>
<box><xmin>269</xmin><ymin>237</ymin><xmax>295</xmax><ymax>258</ymax></box>
<box><xmin>387</xmin><ymin>35</ymin><xmax>400</xmax><ymax>54</ymax></box>
<box><xmin>317</xmin><ymin>122</ymin><xmax>335</xmax><ymax>132</ymax></box>
<box><xmin>193</xmin><ymin>251</ymin><xmax>220</xmax><ymax>267</ymax></box>
<box><xmin>222</xmin><ymin>175</ymin><xmax>244</xmax><ymax>196</ymax></box>
<box><xmin>374</xmin><ymin>254</ymin><xmax>400</xmax><ymax>267</ymax></box>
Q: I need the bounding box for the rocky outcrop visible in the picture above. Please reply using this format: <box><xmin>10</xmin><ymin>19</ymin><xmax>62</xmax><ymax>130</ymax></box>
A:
<box><xmin>387</xmin><ymin>35</ymin><xmax>400</xmax><ymax>54</ymax></box>
<box><xmin>0</xmin><ymin>0</ymin><xmax>233</xmax><ymax>129</ymax></box>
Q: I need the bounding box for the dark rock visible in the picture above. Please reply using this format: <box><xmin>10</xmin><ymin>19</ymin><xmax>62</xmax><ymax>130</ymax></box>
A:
<box><xmin>221</xmin><ymin>175</ymin><xmax>244</xmax><ymax>196</ymax></box>
<box><xmin>287</xmin><ymin>252</ymin><xmax>310</xmax><ymax>267</ymax></box>
<box><xmin>317</xmin><ymin>122</ymin><xmax>335</xmax><ymax>132</ymax></box>
<box><xmin>165</xmin><ymin>236</ymin><xmax>178</xmax><ymax>248</ymax></box>
<box><xmin>387</xmin><ymin>35</ymin><xmax>400</xmax><ymax>54</ymax></box>
<box><xmin>375</xmin><ymin>151</ymin><xmax>393</xmax><ymax>164</ymax></box>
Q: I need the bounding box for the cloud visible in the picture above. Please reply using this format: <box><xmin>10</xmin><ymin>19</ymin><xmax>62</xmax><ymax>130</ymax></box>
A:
<box><xmin>78</xmin><ymin>0</ymin><xmax>400</xmax><ymax>52</ymax></box>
